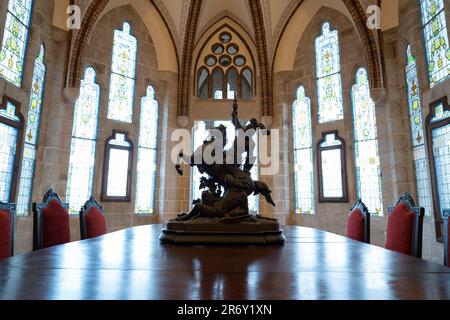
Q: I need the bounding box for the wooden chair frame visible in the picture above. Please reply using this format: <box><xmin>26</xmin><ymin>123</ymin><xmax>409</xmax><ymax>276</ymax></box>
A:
<box><xmin>387</xmin><ymin>193</ymin><xmax>424</xmax><ymax>259</ymax></box>
<box><xmin>32</xmin><ymin>189</ymin><xmax>69</xmax><ymax>251</ymax></box>
<box><xmin>349</xmin><ymin>199</ymin><xmax>371</xmax><ymax>244</ymax></box>
<box><xmin>79</xmin><ymin>196</ymin><xmax>104</xmax><ymax>240</ymax></box>
<box><xmin>0</xmin><ymin>202</ymin><xmax>15</xmax><ymax>257</ymax></box>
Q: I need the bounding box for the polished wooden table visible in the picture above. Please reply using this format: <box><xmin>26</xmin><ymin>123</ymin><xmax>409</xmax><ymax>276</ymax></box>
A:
<box><xmin>0</xmin><ymin>225</ymin><xmax>449</xmax><ymax>300</ymax></box>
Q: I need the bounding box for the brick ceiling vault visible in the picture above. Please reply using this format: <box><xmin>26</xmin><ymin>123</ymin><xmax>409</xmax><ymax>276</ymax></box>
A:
<box><xmin>66</xmin><ymin>0</ymin><xmax>180</xmax><ymax>89</ymax></box>
<box><xmin>177</xmin><ymin>0</ymin><xmax>203</xmax><ymax>117</ymax></box>
<box><xmin>248</xmin><ymin>0</ymin><xmax>273</xmax><ymax>117</ymax></box>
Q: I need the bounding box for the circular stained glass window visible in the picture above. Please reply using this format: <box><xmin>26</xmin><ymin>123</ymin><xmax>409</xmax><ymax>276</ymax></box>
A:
<box><xmin>205</xmin><ymin>55</ymin><xmax>217</xmax><ymax>66</ymax></box>
<box><xmin>212</xmin><ymin>43</ymin><xmax>224</xmax><ymax>55</ymax></box>
<box><xmin>219</xmin><ymin>56</ymin><xmax>232</xmax><ymax>67</ymax></box>
<box><xmin>227</xmin><ymin>44</ymin><xmax>238</xmax><ymax>55</ymax></box>
<box><xmin>234</xmin><ymin>55</ymin><xmax>246</xmax><ymax>67</ymax></box>
<box><xmin>219</xmin><ymin>32</ymin><xmax>232</xmax><ymax>44</ymax></box>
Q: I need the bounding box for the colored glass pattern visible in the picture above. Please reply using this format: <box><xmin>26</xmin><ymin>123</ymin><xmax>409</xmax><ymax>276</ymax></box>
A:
<box><xmin>0</xmin><ymin>102</ymin><xmax>20</xmax><ymax>202</ymax></box>
<box><xmin>0</xmin><ymin>0</ymin><xmax>33</xmax><ymax>86</ymax></box>
<box><xmin>419</xmin><ymin>0</ymin><xmax>450</xmax><ymax>87</ymax></box>
<box><xmin>16</xmin><ymin>44</ymin><xmax>45</xmax><ymax>215</ymax></box>
<box><xmin>107</xmin><ymin>22</ymin><xmax>137</xmax><ymax>123</ymax></box>
<box><xmin>66</xmin><ymin>67</ymin><xmax>100</xmax><ymax>214</ymax></box>
<box><xmin>405</xmin><ymin>45</ymin><xmax>433</xmax><ymax>216</ymax></box>
<box><xmin>315</xmin><ymin>22</ymin><xmax>344</xmax><ymax>123</ymax></box>
<box><xmin>135</xmin><ymin>86</ymin><xmax>159</xmax><ymax>214</ymax></box>
<box><xmin>292</xmin><ymin>86</ymin><xmax>314</xmax><ymax>214</ymax></box>
<box><xmin>352</xmin><ymin>68</ymin><xmax>383</xmax><ymax>215</ymax></box>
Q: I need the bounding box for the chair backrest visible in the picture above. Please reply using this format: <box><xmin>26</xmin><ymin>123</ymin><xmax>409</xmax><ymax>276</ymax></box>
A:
<box><xmin>386</xmin><ymin>193</ymin><xmax>424</xmax><ymax>258</ymax></box>
<box><xmin>0</xmin><ymin>202</ymin><xmax>15</xmax><ymax>259</ymax></box>
<box><xmin>347</xmin><ymin>199</ymin><xmax>370</xmax><ymax>244</ymax></box>
<box><xmin>79</xmin><ymin>197</ymin><xmax>106</xmax><ymax>240</ymax></box>
<box><xmin>32</xmin><ymin>189</ymin><xmax>70</xmax><ymax>250</ymax></box>
<box><xmin>443</xmin><ymin>209</ymin><xmax>450</xmax><ymax>267</ymax></box>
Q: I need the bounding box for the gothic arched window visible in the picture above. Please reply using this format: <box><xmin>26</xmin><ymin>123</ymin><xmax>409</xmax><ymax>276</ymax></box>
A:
<box><xmin>17</xmin><ymin>44</ymin><xmax>45</xmax><ymax>215</ymax></box>
<box><xmin>405</xmin><ymin>45</ymin><xmax>432</xmax><ymax>216</ymax></box>
<box><xmin>66</xmin><ymin>67</ymin><xmax>100</xmax><ymax>214</ymax></box>
<box><xmin>196</xmin><ymin>31</ymin><xmax>253</xmax><ymax>100</ymax></box>
<box><xmin>352</xmin><ymin>68</ymin><xmax>383</xmax><ymax>215</ymax></box>
<box><xmin>315</xmin><ymin>22</ymin><xmax>344</xmax><ymax>123</ymax></box>
<box><xmin>418</xmin><ymin>0</ymin><xmax>449</xmax><ymax>88</ymax></box>
<box><xmin>107</xmin><ymin>22</ymin><xmax>137</xmax><ymax>123</ymax></box>
<box><xmin>135</xmin><ymin>86</ymin><xmax>159</xmax><ymax>214</ymax></box>
<box><xmin>292</xmin><ymin>86</ymin><xmax>314</xmax><ymax>214</ymax></box>
<box><xmin>0</xmin><ymin>0</ymin><xmax>33</xmax><ymax>86</ymax></box>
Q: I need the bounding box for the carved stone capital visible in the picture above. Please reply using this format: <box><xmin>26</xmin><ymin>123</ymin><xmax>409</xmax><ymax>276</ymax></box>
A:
<box><xmin>370</xmin><ymin>87</ymin><xmax>388</xmax><ymax>105</ymax></box>
<box><xmin>62</xmin><ymin>87</ymin><xmax>80</xmax><ymax>105</ymax></box>
<box><xmin>177</xmin><ymin>115</ymin><xmax>189</xmax><ymax>128</ymax></box>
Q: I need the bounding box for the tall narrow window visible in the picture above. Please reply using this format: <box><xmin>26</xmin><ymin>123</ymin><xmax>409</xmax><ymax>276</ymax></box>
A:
<box><xmin>292</xmin><ymin>86</ymin><xmax>314</xmax><ymax>214</ymax></box>
<box><xmin>198</xmin><ymin>68</ymin><xmax>209</xmax><ymax>99</ymax></box>
<box><xmin>352</xmin><ymin>68</ymin><xmax>383</xmax><ymax>215</ymax></box>
<box><xmin>212</xmin><ymin>68</ymin><xmax>223</xmax><ymax>99</ymax></box>
<box><xmin>426</xmin><ymin>97</ymin><xmax>450</xmax><ymax>241</ymax></box>
<box><xmin>242</xmin><ymin>68</ymin><xmax>252</xmax><ymax>100</ymax></box>
<box><xmin>418</xmin><ymin>0</ymin><xmax>450</xmax><ymax>87</ymax></box>
<box><xmin>227</xmin><ymin>68</ymin><xmax>238</xmax><ymax>99</ymax></box>
<box><xmin>405</xmin><ymin>45</ymin><xmax>432</xmax><ymax>216</ymax></box>
<box><xmin>66</xmin><ymin>67</ymin><xmax>100</xmax><ymax>214</ymax></box>
<box><xmin>0</xmin><ymin>98</ymin><xmax>23</xmax><ymax>202</ymax></box>
<box><xmin>102</xmin><ymin>131</ymin><xmax>133</xmax><ymax>202</ymax></box>
<box><xmin>0</xmin><ymin>0</ymin><xmax>33</xmax><ymax>86</ymax></box>
<box><xmin>135</xmin><ymin>86</ymin><xmax>158</xmax><ymax>214</ymax></box>
<box><xmin>107</xmin><ymin>22</ymin><xmax>137</xmax><ymax>123</ymax></box>
<box><xmin>315</xmin><ymin>22</ymin><xmax>344</xmax><ymax>123</ymax></box>
<box><xmin>16</xmin><ymin>44</ymin><xmax>45</xmax><ymax>215</ymax></box>
<box><xmin>317</xmin><ymin>131</ymin><xmax>347</xmax><ymax>202</ymax></box>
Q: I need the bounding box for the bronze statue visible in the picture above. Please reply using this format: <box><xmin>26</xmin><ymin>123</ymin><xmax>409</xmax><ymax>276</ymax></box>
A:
<box><xmin>160</xmin><ymin>99</ymin><xmax>285</xmax><ymax>244</ymax></box>
<box><xmin>175</xmin><ymin>99</ymin><xmax>275</xmax><ymax>222</ymax></box>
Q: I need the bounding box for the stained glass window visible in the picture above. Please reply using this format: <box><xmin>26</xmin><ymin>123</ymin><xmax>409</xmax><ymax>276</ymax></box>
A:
<box><xmin>352</xmin><ymin>68</ymin><xmax>383</xmax><ymax>215</ymax></box>
<box><xmin>315</xmin><ymin>22</ymin><xmax>344</xmax><ymax>123</ymax></box>
<box><xmin>419</xmin><ymin>0</ymin><xmax>450</xmax><ymax>88</ymax></box>
<box><xmin>135</xmin><ymin>86</ymin><xmax>158</xmax><ymax>214</ymax></box>
<box><xmin>16</xmin><ymin>44</ymin><xmax>45</xmax><ymax>215</ymax></box>
<box><xmin>227</xmin><ymin>68</ymin><xmax>238</xmax><ymax>99</ymax></box>
<box><xmin>66</xmin><ymin>67</ymin><xmax>100</xmax><ymax>214</ymax></box>
<box><xmin>107</xmin><ymin>22</ymin><xmax>137</xmax><ymax>123</ymax></box>
<box><xmin>292</xmin><ymin>86</ymin><xmax>314</xmax><ymax>214</ymax></box>
<box><xmin>0</xmin><ymin>101</ymin><xmax>21</xmax><ymax>202</ymax></box>
<box><xmin>198</xmin><ymin>68</ymin><xmax>209</xmax><ymax>99</ymax></box>
<box><xmin>191</xmin><ymin>120</ymin><xmax>259</xmax><ymax>212</ymax></box>
<box><xmin>405</xmin><ymin>45</ymin><xmax>433</xmax><ymax>216</ymax></box>
<box><xmin>0</xmin><ymin>0</ymin><xmax>33</xmax><ymax>87</ymax></box>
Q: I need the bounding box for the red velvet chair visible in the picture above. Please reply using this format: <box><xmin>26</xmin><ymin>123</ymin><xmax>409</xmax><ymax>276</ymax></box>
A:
<box><xmin>443</xmin><ymin>209</ymin><xmax>449</xmax><ymax>267</ymax></box>
<box><xmin>32</xmin><ymin>189</ymin><xmax>70</xmax><ymax>251</ymax></box>
<box><xmin>0</xmin><ymin>202</ymin><xmax>15</xmax><ymax>259</ymax></box>
<box><xmin>347</xmin><ymin>199</ymin><xmax>370</xmax><ymax>243</ymax></box>
<box><xmin>79</xmin><ymin>197</ymin><xmax>106</xmax><ymax>240</ymax></box>
<box><xmin>386</xmin><ymin>193</ymin><xmax>424</xmax><ymax>258</ymax></box>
